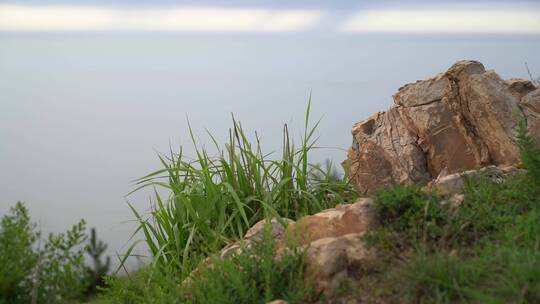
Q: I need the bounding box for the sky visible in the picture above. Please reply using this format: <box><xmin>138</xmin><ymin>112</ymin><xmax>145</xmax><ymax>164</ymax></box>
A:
<box><xmin>1</xmin><ymin>0</ymin><xmax>540</xmax><ymax>267</ymax></box>
<box><xmin>1</xmin><ymin>0</ymin><xmax>540</xmax><ymax>33</ymax></box>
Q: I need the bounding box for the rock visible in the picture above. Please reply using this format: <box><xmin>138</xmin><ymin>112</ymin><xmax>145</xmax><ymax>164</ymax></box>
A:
<box><xmin>440</xmin><ymin>194</ymin><xmax>465</xmax><ymax>209</ymax></box>
<box><xmin>393</xmin><ymin>73</ymin><xmax>451</xmax><ymax>107</ymax></box>
<box><xmin>278</xmin><ymin>198</ymin><xmax>378</xmax><ymax>295</ymax></box>
<box><xmin>347</xmin><ymin>60</ymin><xmax>538</xmax><ymax>193</ymax></box>
<box><xmin>305</xmin><ymin>233</ymin><xmax>374</xmax><ymax>296</ymax></box>
<box><xmin>266</xmin><ymin>300</ymin><xmax>288</xmax><ymax>304</ymax></box>
<box><xmin>285</xmin><ymin>198</ymin><xmax>378</xmax><ymax>245</ymax></box>
<box><xmin>220</xmin><ymin>217</ymin><xmax>294</xmax><ymax>258</ymax></box>
<box><xmin>219</xmin><ymin>242</ymin><xmax>246</xmax><ymax>259</ymax></box>
<box><xmin>244</xmin><ymin>217</ymin><xmax>294</xmax><ymax>242</ymax></box>
<box><xmin>506</xmin><ymin>78</ymin><xmax>536</xmax><ymax>99</ymax></box>
<box><xmin>184</xmin><ymin>217</ymin><xmax>295</xmax><ymax>291</ymax></box>
<box><xmin>457</xmin><ymin>70</ymin><xmax>522</xmax><ymax>165</ymax></box>
<box><xmin>424</xmin><ymin>165</ymin><xmax>520</xmax><ymax>197</ymax></box>
<box><xmin>229</xmin><ymin>200</ymin><xmax>377</xmax><ymax>296</ymax></box>
<box><xmin>520</xmin><ymin>88</ymin><xmax>540</xmax><ymax>144</ymax></box>
<box><xmin>184</xmin><ymin>200</ymin><xmax>378</xmax><ymax>298</ymax></box>
<box><xmin>348</xmin><ymin>110</ymin><xmax>430</xmax><ymax>194</ymax></box>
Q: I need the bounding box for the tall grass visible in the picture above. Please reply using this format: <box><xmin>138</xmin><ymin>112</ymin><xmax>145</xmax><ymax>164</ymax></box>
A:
<box><xmin>125</xmin><ymin>100</ymin><xmax>357</xmax><ymax>276</ymax></box>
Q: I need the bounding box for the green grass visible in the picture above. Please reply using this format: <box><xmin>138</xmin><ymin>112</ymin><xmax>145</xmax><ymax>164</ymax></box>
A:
<box><xmin>100</xmin><ymin>223</ymin><xmax>316</xmax><ymax>304</ymax></box>
<box><xmin>98</xmin><ymin>267</ymin><xmax>180</xmax><ymax>304</ymax></box>
<box><xmin>360</xmin><ymin>173</ymin><xmax>540</xmax><ymax>303</ymax></box>
<box><xmin>123</xmin><ymin>101</ymin><xmax>357</xmax><ymax>277</ymax></box>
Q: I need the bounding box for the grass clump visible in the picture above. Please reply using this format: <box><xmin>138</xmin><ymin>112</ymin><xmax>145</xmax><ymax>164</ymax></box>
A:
<box><xmin>373</xmin><ymin>185</ymin><xmax>446</xmax><ymax>248</ymax></box>
<box><xmin>125</xmin><ymin>101</ymin><xmax>357</xmax><ymax>277</ymax></box>
<box><xmin>98</xmin><ymin>267</ymin><xmax>180</xmax><ymax>304</ymax></box>
<box><xmin>517</xmin><ymin>118</ymin><xmax>540</xmax><ymax>193</ymax></box>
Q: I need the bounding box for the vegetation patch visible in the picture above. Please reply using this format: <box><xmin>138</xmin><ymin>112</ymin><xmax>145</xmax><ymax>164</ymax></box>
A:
<box><xmin>100</xmin><ymin>224</ymin><xmax>316</xmax><ymax>304</ymax></box>
<box><xmin>359</xmin><ymin>123</ymin><xmax>540</xmax><ymax>303</ymax></box>
<box><xmin>0</xmin><ymin>203</ymin><xmax>88</xmax><ymax>303</ymax></box>
<box><xmin>123</xmin><ymin>102</ymin><xmax>357</xmax><ymax>277</ymax></box>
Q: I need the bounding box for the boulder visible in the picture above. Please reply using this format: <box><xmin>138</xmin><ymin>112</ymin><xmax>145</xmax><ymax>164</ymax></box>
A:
<box><xmin>280</xmin><ymin>198</ymin><xmax>378</xmax><ymax>295</ymax></box>
<box><xmin>213</xmin><ymin>199</ymin><xmax>379</xmax><ymax>296</ymax></box>
<box><xmin>347</xmin><ymin>60</ymin><xmax>538</xmax><ymax>193</ymax></box>
<box><xmin>305</xmin><ymin>233</ymin><xmax>374</xmax><ymax>296</ymax></box>
<box><xmin>285</xmin><ymin>198</ymin><xmax>377</xmax><ymax>245</ymax></box>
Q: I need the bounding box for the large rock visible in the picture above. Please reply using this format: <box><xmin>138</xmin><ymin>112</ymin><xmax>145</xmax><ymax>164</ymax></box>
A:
<box><xmin>347</xmin><ymin>60</ymin><xmax>539</xmax><ymax>193</ymax></box>
<box><xmin>214</xmin><ymin>199</ymin><xmax>378</xmax><ymax>296</ymax></box>
<box><xmin>285</xmin><ymin>198</ymin><xmax>377</xmax><ymax>245</ymax></box>
<box><xmin>283</xmin><ymin>198</ymin><xmax>378</xmax><ymax>296</ymax></box>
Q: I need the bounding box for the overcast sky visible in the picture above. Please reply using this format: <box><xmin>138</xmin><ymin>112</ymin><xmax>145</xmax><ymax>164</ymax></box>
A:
<box><xmin>1</xmin><ymin>0</ymin><xmax>540</xmax><ymax>33</ymax></box>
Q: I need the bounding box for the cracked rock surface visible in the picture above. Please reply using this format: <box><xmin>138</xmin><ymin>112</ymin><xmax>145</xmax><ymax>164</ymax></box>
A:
<box><xmin>346</xmin><ymin>60</ymin><xmax>540</xmax><ymax>194</ymax></box>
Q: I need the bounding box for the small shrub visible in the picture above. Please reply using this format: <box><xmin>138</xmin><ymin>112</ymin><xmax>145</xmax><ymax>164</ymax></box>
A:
<box><xmin>0</xmin><ymin>202</ymin><xmax>88</xmax><ymax>304</ymax></box>
<box><xmin>0</xmin><ymin>202</ymin><xmax>38</xmax><ymax>303</ymax></box>
<box><xmin>85</xmin><ymin>227</ymin><xmax>111</xmax><ymax>295</ymax></box>
<box><xmin>34</xmin><ymin>219</ymin><xmax>88</xmax><ymax>302</ymax></box>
